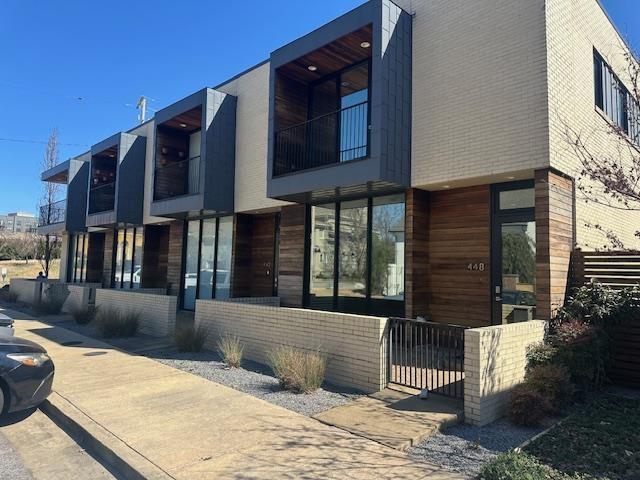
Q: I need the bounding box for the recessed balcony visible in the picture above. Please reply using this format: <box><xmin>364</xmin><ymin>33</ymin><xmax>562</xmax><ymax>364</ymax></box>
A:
<box><xmin>38</xmin><ymin>156</ymin><xmax>89</xmax><ymax>235</ymax></box>
<box><xmin>86</xmin><ymin>132</ymin><xmax>146</xmax><ymax>228</ymax></box>
<box><xmin>267</xmin><ymin>0</ymin><xmax>412</xmax><ymax>203</ymax></box>
<box><xmin>150</xmin><ymin>88</ymin><xmax>237</xmax><ymax>218</ymax></box>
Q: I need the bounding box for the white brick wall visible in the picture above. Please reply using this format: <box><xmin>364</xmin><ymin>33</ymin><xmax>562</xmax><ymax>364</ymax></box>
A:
<box><xmin>395</xmin><ymin>0</ymin><xmax>550</xmax><ymax>188</ymax></box>
<box><xmin>464</xmin><ymin>320</ymin><xmax>547</xmax><ymax>426</ymax></box>
<box><xmin>10</xmin><ymin>279</ymin><xmax>42</xmax><ymax>304</ymax></box>
<box><xmin>546</xmin><ymin>0</ymin><xmax>640</xmax><ymax>249</ymax></box>
<box><xmin>225</xmin><ymin>297</ymin><xmax>281</xmax><ymax>307</ymax></box>
<box><xmin>216</xmin><ymin>63</ymin><xmax>290</xmax><ymax>213</ymax></box>
<box><xmin>95</xmin><ymin>289</ymin><xmax>177</xmax><ymax>337</ymax></box>
<box><xmin>61</xmin><ymin>284</ymin><xmax>102</xmax><ymax>313</ymax></box>
<box><xmin>195</xmin><ymin>300</ymin><xmax>388</xmax><ymax>393</ymax></box>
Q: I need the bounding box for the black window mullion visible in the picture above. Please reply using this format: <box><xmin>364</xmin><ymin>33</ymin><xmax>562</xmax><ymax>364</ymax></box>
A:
<box><xmin>80</xmin><ymin>234</ymin><xmax>87</xmax><ymax>283</ymax></box>
<box><xmin>120</xmin><ymin>229</ymin><xmax>127</xmax><ymax>289</ymax></box>
<box><xmin>366</xmin><ymin>198</ymin><xmax>373</xmax><ymax>311</ymax></box>
<box><xmin>195</xmin><ymin>220</ymin><xmax>203</xmax><ymax>301</ymax></box>
<box><xmin>333</xmin><ymin>203</ymin><xmax>340</xmax><ymax>311</ymax></box>
<box><xmin>212</xmin><ymin>217</ymin><xmax>219</xmax><ymax>299</ymax></box>
<box><xmin>73</xmin><ymin>235</ymin><xmax>79</xmax><ymax>283</ymax></box>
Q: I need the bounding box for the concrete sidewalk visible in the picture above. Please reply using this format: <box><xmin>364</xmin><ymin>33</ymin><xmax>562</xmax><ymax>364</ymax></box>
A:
<box><xmin>3</xmin><ymin>307</ymin><xmax>464</xmax><ymax>480</ymax></box>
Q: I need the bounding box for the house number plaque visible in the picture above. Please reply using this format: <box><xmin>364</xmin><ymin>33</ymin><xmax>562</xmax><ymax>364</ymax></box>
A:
<box><xmin>466</xmin><ymin>263</ymin><xmax>486</xmax><ymax>272</ymax></box>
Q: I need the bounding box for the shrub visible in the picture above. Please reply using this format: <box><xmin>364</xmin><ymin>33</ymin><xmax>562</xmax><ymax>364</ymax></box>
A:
<box><xmin>217</xmin><ymin>335</ymin><xmax>244</xmax><ymax>368</ymax></box>
<box><xmin>174</xmin><ymin>324</ymin><xmax>208</xmax><ymax>353</ymax></box>
<box><xmin>268</xmin><ymin>346</ymin><xmax>326</xmax><ymax>394</ymax></box>
<box><xmin>525</xmin><ymin>365</ymin><xmax>575</xmax><ymax>412</ymax></box>
<box><xmin>551</xmin><ymin>320</ymin><xmax>609</xmax><ymax>390</ymax></box>
<box><xmin>526</xmin><ymin>342</ymin><xmax>559</xmax><ymax>371</ymax></box>
<box><xmin>480</xmin><ymin>451</ymin><xmax>561</xmax><ymax>480</ymax></box>
<box><xmin>508</xmin><ymin>384</ymin><xmax>550</xmax><ymax>427</ymax></box>
<box><xmin>69</xmin><ymin>305</ymin><xmax>97</xmax><ymax>325</ymax></box>
<box><xmin>94</xmin><ymin>308</ymin><xmax>139</xmax><ymax>338</ymax></box>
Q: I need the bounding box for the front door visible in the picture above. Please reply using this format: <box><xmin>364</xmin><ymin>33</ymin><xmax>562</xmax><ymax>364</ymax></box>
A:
<box><xmin>491</xmin><ymin>182</ymin><xmax>537</xmax><ymax>324</ymax></box>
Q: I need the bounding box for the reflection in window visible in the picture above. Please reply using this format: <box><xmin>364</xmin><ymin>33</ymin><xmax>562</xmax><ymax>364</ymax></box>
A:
<box><xmin>215</xmin><ymin>217</ymin><xmax>233</xmax><ymax>300</ymax></box>
<box><xmin>371</xmin><ymin>196</ymin><xmax>405</xmax><ymax>300</ymax></box>
<box><xmin>70</xmin><ymin>234</ymin><xmax>89</xmax><ymax>283</ymax></box>
<box><xmin>338</xmin><ymin>199</ymin><xmax>368</xmax><ymax>298</ymax></box>
<box><xmin>499</xmin><ymin>188</ymin><xmax>535</xmax><ymax>210</ymax></box>
<box><xmin>132</xmin><ymin>229</ymin><xmax>143</xmax><ymax>289</ymax></box>
<box><xmin>198</xmin><ymin>219</ymin><xmax>216</xmax><ymax>300</ymax></box>
<box><xmin>113</xmin><ymin>227</ymin><xmax>144</xmax><ymax>290</ymax></box>
<box><xmin>310</xmin><ymin>204</ymin><xmax>336</xmax><ymax>307</ymax></box>
<box><xmin>114</xmin><ymin>230</ymin><xmax>124</xmax><ymax>287</ymax></box>
<box><xmin>501</xmin><ymin>222</ymin><xmax>536</xmax><ymax>323</ymax></box>
<box><xmin>183</xmin><ymin>221</ymin><xmax>200</xmax><ymax>310</ymax></box>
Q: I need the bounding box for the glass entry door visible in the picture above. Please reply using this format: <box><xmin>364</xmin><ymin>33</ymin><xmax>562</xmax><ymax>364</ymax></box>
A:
<box><xmin>492</xmin><ymin>183</ymin><xmax>536</xmax><ymax>324</ymax></box>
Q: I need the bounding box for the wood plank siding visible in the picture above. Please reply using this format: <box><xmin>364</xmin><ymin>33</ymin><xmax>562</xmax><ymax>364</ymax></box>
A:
<box><xmin>278</xmin><ymin>205</ymin><xmax>307</xmax><ymax>307</ymax></box>
<box><xmin>426</xmin><ymin>186</ymin><xmax>492</xmax><ymax>327</ymax></box>
<box><xmin>166</xmin><ymin>220</ymin><xmax>184</xmax><ymax>297</ymax></box>
<box><xmin>535</xmin><ymin>169</ymin><xmax>575</xmax><ymax>320</ymax></box>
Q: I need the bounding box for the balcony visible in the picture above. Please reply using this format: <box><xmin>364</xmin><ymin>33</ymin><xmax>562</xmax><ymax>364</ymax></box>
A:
<box><xmin>267</xmin><ymin>0</ymin><xmax>412</xmax><ymax>202</ymax></box>
<box><xmin>274</xmin><ymin>102</ymin><xmax>369</xmax><ymax>177</ymax></box>
<box><xmin>150</xmin><ymin>88</ymin><xmax>236</xmax><ymax>218</ymax></box>
<box><xmin>154</xmin><ymin>156</ymin><xmax>200</xmax><ymax>200</ymax></box>
<box><xmin>86</xmin><ymin>132</ymin><xmax>146</xmax><ymax>228</ymax></box>
<box><xmin>38</xmin><ymin>199</ymin><xmax>66</xmax><ymax>227</ymax></box>
<box><xmin>88</xmin><ymin>182</ymin><xmax>116</xmax><ymax>215</ymax></box>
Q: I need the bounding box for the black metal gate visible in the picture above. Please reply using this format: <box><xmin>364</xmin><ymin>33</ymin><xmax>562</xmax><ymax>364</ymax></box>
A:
<box><xmin>388</xmin><ymin>318</ymin><xmax>467</xmax><ymax>399</ymax></box>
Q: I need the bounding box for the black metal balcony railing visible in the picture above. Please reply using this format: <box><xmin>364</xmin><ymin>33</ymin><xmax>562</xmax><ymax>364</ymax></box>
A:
<box><xmin>154</xmin><ymin>156</ymin><xmax>200</xmax><ymax>201</ymax></box>
<box><xmin>38</xmin><ymin>199</ymin><xmax>66</xmax><ymax>227</ymax></box>
<box><xmin>274</xmin><ymin>101</ymin><xmax>369</xmax><ymax>177</ymax></box>
<box><xmin>88</xmin><ymin>182</ymin><xmax>116</xmax><ymax>214</ymax></box>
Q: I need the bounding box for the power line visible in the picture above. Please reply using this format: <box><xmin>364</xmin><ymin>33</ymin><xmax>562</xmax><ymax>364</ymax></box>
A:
<box><xmin>0</xmin><ymin>137</ymin><xmax>89</xmax><ymax>147</ymax></box>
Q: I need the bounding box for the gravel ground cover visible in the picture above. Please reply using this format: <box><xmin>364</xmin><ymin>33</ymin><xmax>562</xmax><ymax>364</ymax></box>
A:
<box><xmin>407</xmin><ymin>418</ymin><xmax>544</xmax><ymax>477</ymax></box>
<box><xmin>146</xmin><ymin>349</ymin><xmax>363</xmax><ymax>417</ymax></box>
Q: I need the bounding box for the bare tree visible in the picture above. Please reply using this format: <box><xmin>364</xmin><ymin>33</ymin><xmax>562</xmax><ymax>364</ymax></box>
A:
<box><xmin>565</xmin><ymin>48</ymin><xmax>640</xmax><ymax>249</ymax></box>
<box><xmin>38</xmin><ymin>128</ymin><xmax>62</xmax><ymax>277</ymax></box>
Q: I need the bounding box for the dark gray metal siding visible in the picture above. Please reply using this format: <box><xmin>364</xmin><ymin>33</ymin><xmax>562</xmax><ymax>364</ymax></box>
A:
<box><xmin>66</xmin><ymin>159</ymin><xmax>89</xmax><ymax>232</ymax></box>
<box><xmin>116</xmin><ymin>133</ymin><xmax>146</xmax><ymax>225</ymax></box>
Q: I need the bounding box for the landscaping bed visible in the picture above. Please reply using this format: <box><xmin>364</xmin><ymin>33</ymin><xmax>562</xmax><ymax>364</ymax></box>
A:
<box><xmin>407</xmin><ymin>418</ymin><xmax>545</xmax><ymax>477</ymax></box>
<box><xmin>480</xmin><ymin>392</ymin><xmax>640</xmax><ymax>480</ymax></box>
<box><xmin>146</xmin><ymin>349</ymin><xmax>363</xmax><ymax>417</ymax></box>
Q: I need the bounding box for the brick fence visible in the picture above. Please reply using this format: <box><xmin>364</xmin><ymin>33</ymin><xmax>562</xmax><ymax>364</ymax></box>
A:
<box><xmin>195</xmin><ymin>300</ymin><xmax>388</xmax><ymax>393</ymax></box>
<box><xmin>60</xmin><ymin>283</ymin><xmax>103</xmax><ymax>313</ymax></box>
<box><xmin>95</xmin><ymin>289</ymin><xmax>178</xmax><ymax>337</ymax></box>
<box><xmin>464</xmin><ymin>320</ymin><xmax>547</xmax><ymax>426</ymax></box>
<box><xmin>10</xmin><ymin>278</ymin><xmax>46</xmax><ymax>304</ymax></box>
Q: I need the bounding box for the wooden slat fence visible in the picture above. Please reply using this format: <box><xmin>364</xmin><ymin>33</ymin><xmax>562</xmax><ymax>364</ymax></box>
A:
<box><xmin>571</xmin><ymin>250</ymin><xmax>640</xmax><ymax>388</ymax></box>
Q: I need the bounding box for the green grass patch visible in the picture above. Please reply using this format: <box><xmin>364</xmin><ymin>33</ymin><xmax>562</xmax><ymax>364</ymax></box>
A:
<box><xmin>524</xmin><ymin>394</ymin><xmax>640</xmax><ymax>479</ymax></box>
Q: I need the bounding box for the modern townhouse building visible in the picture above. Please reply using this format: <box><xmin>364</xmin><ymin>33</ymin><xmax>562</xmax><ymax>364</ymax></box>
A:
<box><xmin>32</xmin><ymin>0</ymin><xmax>638</xmax><ymax>407</ymax></box>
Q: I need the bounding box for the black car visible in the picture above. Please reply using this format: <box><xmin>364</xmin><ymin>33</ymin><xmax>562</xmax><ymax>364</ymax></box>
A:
<box><xmin>0</xmin><ymin>336</ymin><xmax>54</xmax><ymax>415</ymax></box>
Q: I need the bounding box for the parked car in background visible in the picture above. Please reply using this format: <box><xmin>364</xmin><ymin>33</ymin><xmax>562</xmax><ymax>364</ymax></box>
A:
<box><xmin>0</xmin><ymin>336</ymin><xmax>54</xmax><ymax>415</ymax></box>
<box><xmin>0</xmin><ymin>313</ymin><xmax>14</xmax><ymax>337</ymax></box>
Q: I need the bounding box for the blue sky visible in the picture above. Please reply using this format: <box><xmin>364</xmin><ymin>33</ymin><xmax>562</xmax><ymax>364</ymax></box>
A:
<box><xmin>0</xmin><ymin>0</ymin><xmax>638</xmax><ymax>214</ymax></box>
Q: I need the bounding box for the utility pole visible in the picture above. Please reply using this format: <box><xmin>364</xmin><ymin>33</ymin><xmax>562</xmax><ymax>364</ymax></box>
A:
<box><xmin>136</xmin><ymin>96</ymin><xmax>147</xmax><ymax>124</ymax></box>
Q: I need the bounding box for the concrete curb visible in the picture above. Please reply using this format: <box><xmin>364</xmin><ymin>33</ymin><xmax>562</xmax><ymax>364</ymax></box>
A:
<box><xmin>41</xmin><ymin>393</ymin><xmax>174</xmax><ymax>480</ymax></box>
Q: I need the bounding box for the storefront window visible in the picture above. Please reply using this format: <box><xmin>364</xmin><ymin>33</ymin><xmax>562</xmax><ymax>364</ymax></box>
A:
<box><xmin>215</xmin><ymin>217</ymin><xmax>233</xmax><ymax>300</ymax></box>
<box><xmin>371</xmin><ymin>195</ymin><xmax>405</xmax><ymax>300</ymax></box>
<box><xmin>181</xmin><ymin>216</ymin><xmax>234</xmax><ymax>310</ymax></box>
<box><xmin>307</xmin><ymin>194</ymin><xmax>405</xmax><ymax>315</ymax></box>
<box><xmin>338</xmin><ymin>199</ymin><xmax>368</xmax><ymax>298</ymax></box>
<box><xmin>309</xmin><ymin>204</ymin><xmax>336</xmax><ymax>310</ymax></box>
<box><xmin>69</xmin><ymin>234</ymin><xmax>89</xmax><ymax>283</ymax></box>
<box><xmin>113</xmin><ymin>227</ymin><xmax>144</xmax><ymax>289</ymax></box>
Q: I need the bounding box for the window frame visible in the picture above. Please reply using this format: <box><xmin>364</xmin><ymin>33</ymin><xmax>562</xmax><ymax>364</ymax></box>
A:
<box><xmin>112</xmin><ymin>227</ymin><xmax>144</xmax><ymax>289</ymax></box>
<box><xmin>304</xmin><ymin>193</ymin><xmax>406</xmax><ymax>316</ymax></box>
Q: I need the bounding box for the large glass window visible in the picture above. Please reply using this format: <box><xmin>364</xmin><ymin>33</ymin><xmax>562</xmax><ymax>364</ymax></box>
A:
<box><xmin>69</xmin><ymin>234</ymin><xmax>89</xmax><ymax>283</ymax></box>
<box><xmin>181</xmin><ymin>216</ymin><xmax>234</xmax><ymax>310</ymax></box>
<box><xmin>183</xmin><ymin>221</ymin><xmax>200</xmax><ymax>310</ymax></box>
<box><xmin>338</xmin><ymin>199</ymin><xmax>368</xmax><ymax>299</ymax></box>
<box><xmin>113</xmin><ymin>227</ymin><xmax>144</xmax><ymax>289</ymax></box>
<box><xmin>308</xmin><ymin>194</ymin><xmax>405</xmax><ymax>315</ymax></box>
<box><xmin>371</xmin><ymin>195</ymin><xmax>405</xmax><ymax>300</ymax></box>
<box><xmin>309</xmin><ymin>204</ymin><xmax>336</xmax><ymax>310</ymax></box>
